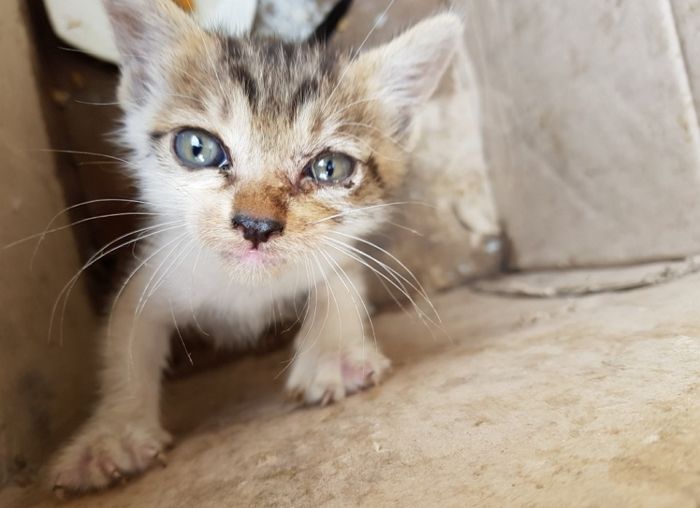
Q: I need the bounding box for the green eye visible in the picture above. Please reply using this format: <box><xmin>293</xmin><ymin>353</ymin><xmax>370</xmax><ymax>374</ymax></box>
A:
<box><xmin>173</xmin><ymin>129</ymin><xmax>228</xmax><ymax>169</ymax></box>
<box><xmin>308</xmin><ymin>153</ymin><xmax>355</xmax><ymax>184</ymax></box>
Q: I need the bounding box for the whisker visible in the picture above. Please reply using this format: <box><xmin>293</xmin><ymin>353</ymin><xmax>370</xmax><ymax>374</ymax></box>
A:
<box><xmin>321</xmin><ymin>238</ymin><xmax>432</xmax><ymax>327</ymax></box>
<box><xmin>135</xmin><ymin>238</ymin><xmax>193</xmax><ymax>317</ymax></box>
<box><xmin>296</xmin><ymin>250</ymin><xmax>322</xmax><ymax>357</ymax></box>
<box><xmin>171</xmin><ymin>301</ymin><xmax>193</xmax><ymax>366</ymax></box>
<box><xmin>275</xmin><ymin>253</ymin><xmax>316</xmax><ymax>378</ymax></box>
<box><xmin>50</xmin><ymin>221</ymin><xmax>185</xmax><ymax>344</ymax></box>
<box><xmin>325</xmin><ymin>235</ymin><xmax>431</xmax><ymax>306</ymax></box>
<box><xmin>108</xmin><ymin>230</ymin><xmax>188</xmax><ymax>336</ymax></box>
<box><xmin>384</xmin><ymin>220</ymin><xmax>423</xmax><ymax>237</ymax></box>
<box><xmin>188</xmin><ymin>247</ymin><xmax>210</xmax><ymax>337</ymax></box>
<box><xmin>328</xmin><ymin>230</ymin><xmax>441</xmax><ymax>324</ymax></box>
<box><xmin>21</xmin><ymin>211</ymin><xmax>164</xmax><ymax>268</ymax></box>
<box><xmin>30</xmin><ymin>148</ymin><xmax>129</xmax><ymax>164</ymax></box>
<box><xmin>318</xmin><ymin>248</ymin><xmax>376</xmax><ymax>350</ymax></box>
<box><xmin>309</xmin><ymin>200</ymin><xmax>434</xmax><ymax>225</ymax></box>
<box><xmin>278</xmin><ymin>262</ymin><xmax>310</xmax><ymax>336</ymax></box>
<box><xmin>73</xmin><ymin>99</ymin><xmax>121</xmax><ymax>106</ymax></box>
<box><xmin>127</xmin><ymin>236</ymin><xmax>190</xmax><ymax>372</ymax></box>
<box><xmin>6</xmin><ymin>197</ymin><xmax>154</xmax><ymax>265</ymax></box>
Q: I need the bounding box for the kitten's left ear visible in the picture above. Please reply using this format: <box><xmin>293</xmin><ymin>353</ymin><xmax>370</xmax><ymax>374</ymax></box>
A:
<box><xmin>348</xmin><ymin>13</ymin><xmax>463</xmax><ymax>137</ymax></box>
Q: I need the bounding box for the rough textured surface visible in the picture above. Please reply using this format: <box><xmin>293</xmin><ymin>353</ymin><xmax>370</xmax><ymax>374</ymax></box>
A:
<box><xmin>5</xmin><ymin>271</ymin><xmax>700</xmax><ymax>506</ymax></box>
<box><xmin>474</xmin><ymin>257</ymin><xmax>700</xmax><ymax>297</ymax></box>
<box><xmin>457</xmin><ymin>0</ymin><xmax>700</xmax><ymax>269</ymax></box>
<box><xmin>0</xmin><ymin>0</ymin><xmax>98</xmax><ymax>488</ymax></box>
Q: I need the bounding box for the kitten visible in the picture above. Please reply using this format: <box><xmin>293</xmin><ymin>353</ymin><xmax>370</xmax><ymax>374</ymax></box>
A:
<box><xmin>49</xmin><ymin>0</ymin><xmax>462</xmax><ymax>493</ymax></box>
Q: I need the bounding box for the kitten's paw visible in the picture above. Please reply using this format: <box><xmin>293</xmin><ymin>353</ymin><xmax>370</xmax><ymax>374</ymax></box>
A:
<box><xmin>49</xmin><ymin>417</ymin><xmax>172</xmax><ymax>495</ymax></box>
<box><xmin>286</xmin><ymin>344</ymin><xmax>391</xmax><ymax>405</ymax></box>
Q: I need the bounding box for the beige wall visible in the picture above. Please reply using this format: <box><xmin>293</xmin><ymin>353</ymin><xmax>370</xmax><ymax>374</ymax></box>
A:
<box><xmin>457</xmin><ymin>0</ymin><xmax>700</xmax><ymax>269</ymax></box>
<box><xmin>0</xmin><ymin>1</ymin><xmax>98</xmax><ymax>487</ymax></box>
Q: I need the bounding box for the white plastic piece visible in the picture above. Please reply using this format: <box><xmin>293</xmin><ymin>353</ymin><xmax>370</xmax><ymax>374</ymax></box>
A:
<box><xmin>44</xmin><ymin>0</ymin><xmax>120</xmax><ymax>63</ymax></box>
<box><xmin>42</xmin><ymin>0</ymin><xmax>258</xmax><ymax>65</ymax></box>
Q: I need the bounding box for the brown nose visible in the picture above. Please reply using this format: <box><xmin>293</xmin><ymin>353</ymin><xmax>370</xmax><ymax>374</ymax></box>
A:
<box><xmin>232</xmin><ymin>214</ymin><xmax>285</xmax><ymax>248</ymax></box>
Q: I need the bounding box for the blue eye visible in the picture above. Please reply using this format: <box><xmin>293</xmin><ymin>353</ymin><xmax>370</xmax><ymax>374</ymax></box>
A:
<box><xmin>308</xmin><ymin>153</ymin><xmax>355</xmax><ymax>183</ymax></box>
<box><xmin>173</xmin><ymin>129</ymin><xmax>228</xmax><ymax>169</ymax></box>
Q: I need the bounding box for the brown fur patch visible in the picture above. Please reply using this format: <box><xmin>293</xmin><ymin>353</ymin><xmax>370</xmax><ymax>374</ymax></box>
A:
<box><xmin>140</xmin><ymin>24</ymin><xmax>410</xmax><ymax>252</ymax></box>
<box><xmin>234</xmin><ymin>180</ymin><xmax>290</xmax><ymax>223</ymax></box>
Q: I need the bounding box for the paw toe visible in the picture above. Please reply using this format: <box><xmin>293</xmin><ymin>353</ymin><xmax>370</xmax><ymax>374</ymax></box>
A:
<box><xmin>287</xmin><ymin>346</ymin><xmax>391</xmax><ymax>406</ymax></box>
<box><xmin>49</xmin><ymin>421</ymin><xmax>170</xmax><ymax>494</ymax></box>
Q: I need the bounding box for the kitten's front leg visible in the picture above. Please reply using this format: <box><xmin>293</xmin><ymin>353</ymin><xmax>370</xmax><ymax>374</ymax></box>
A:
<box><xmin>49</xmin><ymin>270</ymin><xmax>173</xmax><ymax>493</ymax></box>
<box><xmin>286</xmin><ymin>264</ymin><xmax>390</xmax><ymax>405</ymax></box>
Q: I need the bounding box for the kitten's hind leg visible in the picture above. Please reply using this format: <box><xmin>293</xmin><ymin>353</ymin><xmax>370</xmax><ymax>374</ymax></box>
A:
<box><xmin>286</xmin><ymin>263</ymin><xmax>390</xmax><ymax>405</ymax></box>
<box><xmin>49</xmin><ymin>269</ymin><xmax>174</xmax><ymax>494</ymax></box>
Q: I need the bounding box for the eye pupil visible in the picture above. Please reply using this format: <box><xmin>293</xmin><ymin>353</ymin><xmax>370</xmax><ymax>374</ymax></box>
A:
<box><xmin>191</xmin><ymin>135</ymin><xmax>203</xmax><ymax>159</ymax></box>
<box><xmin>325</xmin><ymin>159</ymin><xmax>335</xmax><ymax>178</ymax></box>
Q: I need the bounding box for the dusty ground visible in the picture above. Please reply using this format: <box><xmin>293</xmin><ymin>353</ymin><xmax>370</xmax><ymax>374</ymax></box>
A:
<box><xmin>4</xmin><ymin>271</ymin><xmax>700</xmax><ymax>507</ymax></box>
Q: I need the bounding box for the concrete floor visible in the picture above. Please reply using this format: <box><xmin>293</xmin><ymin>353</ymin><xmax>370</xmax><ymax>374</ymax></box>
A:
<box><xmin>4</xmin><ymin>271</ymin><xmax>700</xmax><ymax>507</ymax></box>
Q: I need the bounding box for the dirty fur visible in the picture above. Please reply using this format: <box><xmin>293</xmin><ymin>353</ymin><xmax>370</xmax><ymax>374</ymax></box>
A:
<box><xmin>48</xmin><ymin>0</ymin><xmax>462</xmax><ymax>494</ymax></box>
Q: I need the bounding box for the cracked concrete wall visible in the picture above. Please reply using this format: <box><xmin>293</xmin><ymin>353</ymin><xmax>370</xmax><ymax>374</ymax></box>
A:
<box><xmin>0</xmin><ymin>0</ymin><xmax>98</xmax><ymax>488</ymax></box>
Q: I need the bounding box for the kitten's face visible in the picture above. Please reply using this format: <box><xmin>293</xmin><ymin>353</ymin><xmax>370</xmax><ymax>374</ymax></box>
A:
<box><xmin>106</xmin><ymin>0</ymin><xmax>461</xmax><ymax>284</ymax></box>
<box><xmin>136</xmin><ymin>39</ymin><xmax>397</xmax><ymax>282</ymax></box>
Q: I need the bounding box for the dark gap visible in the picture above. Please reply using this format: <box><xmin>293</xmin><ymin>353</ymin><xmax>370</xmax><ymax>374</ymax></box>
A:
<box><xmin>309</xmin><ymin>0</ymin><xmax>354</xmax><ymax>44</ymax></box>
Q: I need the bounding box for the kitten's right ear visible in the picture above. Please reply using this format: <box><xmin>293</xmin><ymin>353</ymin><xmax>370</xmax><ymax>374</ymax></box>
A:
<box><xmin>346</xmin><ymin>14</ymin><xmax>463</xmax><ymax>139</ymax></box>
<box><xmin>102</xmin><ymin>0</ymin><xmax>199</xmax><ymax>105</ymax></box>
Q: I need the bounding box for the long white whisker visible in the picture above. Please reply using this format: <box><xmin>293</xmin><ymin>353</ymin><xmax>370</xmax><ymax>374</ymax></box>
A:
<box><xmin>321</xmin><ymin>237</ymin><xmax>438</xmax><ymax>329</ymax></box>
<box><xmin>322</xmin><ymin>238</ymin><xmax>441</xmax><ymax>336</ymax></box>
<box><xmin>275</xmin><ymin>253</ymin><xmax>316</xmax><ymax>378</ymax></box>
<box><xmin>30</xmin><ymin>148</ymin><xmax>129</xmax><ymax>164</ymax></box>
<box><xmin>170</xmin><ymin>300</ymin><xmax>193</xmax><ymax>366</ymax></box>
<box><xmin>309</xmin><ymin>201</ymin><xmax>434</xmax><ymax>225</ymax></box>
<box><xmin>188</xmin><ymin>246</ymin><xmax>210</xmax><ymax>337</ymax></box>
<box><xmin>108</xmin><ymin>231</ymin><xmax>188</xmax><ymax>337</ymax></box>
<box><xmin>4</xmin><ymin>211</ymin><xmax>167</xmax><ymax>252</ymax></box>
<box><xmin>49</xmin><ymin>221</ymin><xmax>185</xmax><ymax>344</ymax></box>
<box><xmin>328</xmin><ymin>230</ymin><xmax>441</xmax><ymax>323</ymax></box>
<box><xmin>127</xmin><ymin>236</ymin><xmax>190</xmax><ymax>373</ymax></box>
<box><xmin>324</xmin><ymin>235</ymin><xmax>431</xmax><ymax>309</ymax></box>
<box><xmin>318</xmin><ymin>249</ymin><xmax>376</xmax><ymax>351</ymax></box>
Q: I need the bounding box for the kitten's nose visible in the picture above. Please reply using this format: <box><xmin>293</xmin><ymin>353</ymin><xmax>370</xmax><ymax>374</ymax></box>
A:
<box><xmin>232</xmin><ymin>214</ymin><xmax>285</xmax><ymax>248</ymax></box>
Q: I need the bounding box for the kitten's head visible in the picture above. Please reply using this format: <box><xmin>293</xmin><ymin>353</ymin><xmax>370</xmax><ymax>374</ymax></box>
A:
<box><xmin>104</xmin><ymin>0</ymin><xmax>462</xmax><ymax>284</ymax></box>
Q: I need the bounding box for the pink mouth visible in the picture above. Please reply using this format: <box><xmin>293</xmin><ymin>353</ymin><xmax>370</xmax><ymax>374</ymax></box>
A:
<box><xmin>240</xmin><ymin>248</ymin><xmax>266</xmax><ymax>264</ymax></box>
<box><xmin>221</xmin><ymin>244</ymin><xmax>281</xmax><ymax>267</ymax></box>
